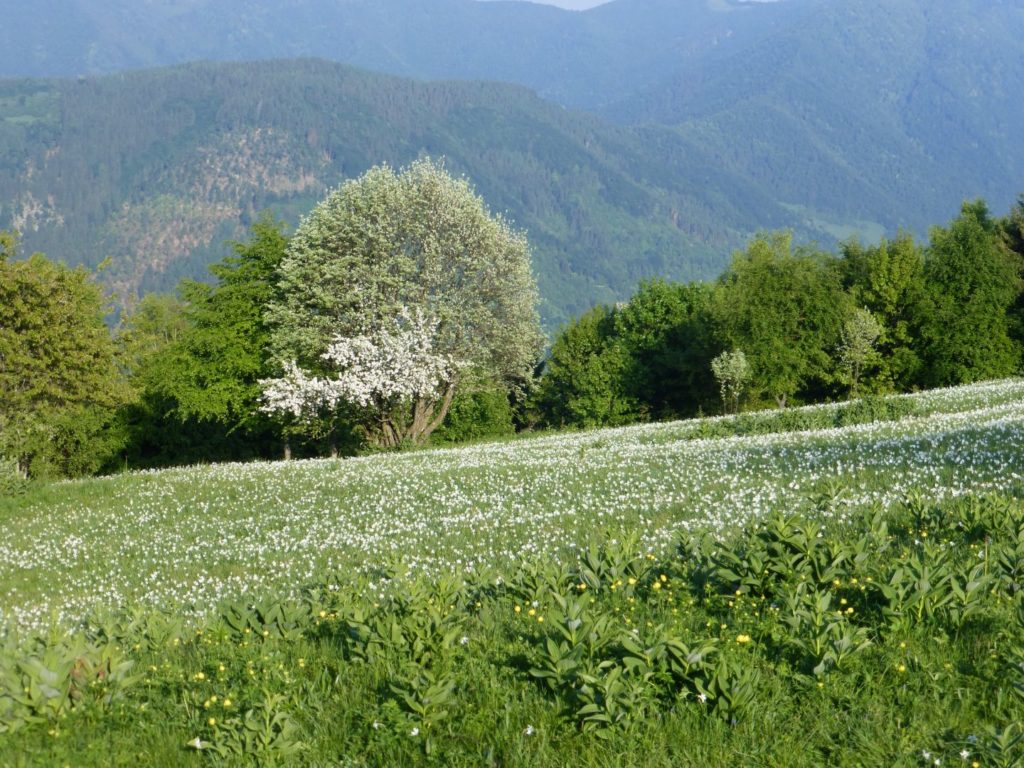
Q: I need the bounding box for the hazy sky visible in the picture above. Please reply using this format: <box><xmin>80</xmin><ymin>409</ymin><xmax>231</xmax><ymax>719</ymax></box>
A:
<box><xmin>532</xmin><ymin>0</ymin><xmax>609</xmax><ymax>7</ymax></box>
<box><xmin>480</xmin><ymin>0</ymin><xmax>610</xmax><ymax>9</ymax></box>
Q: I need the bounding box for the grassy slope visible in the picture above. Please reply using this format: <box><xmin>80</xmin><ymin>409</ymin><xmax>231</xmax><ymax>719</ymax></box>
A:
<box><xmin>2</xmin><ymin>379</ymin><xmax>1022</xmax><ymax>631</ymax></box>
<box><xmin>0</xmin><ymin>381</ymin><xmax>1022</xmax><ymax>765</ymax></box>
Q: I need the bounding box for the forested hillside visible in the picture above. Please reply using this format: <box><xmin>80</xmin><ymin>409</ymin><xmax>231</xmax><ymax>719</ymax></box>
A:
<box><xmin>0</xmin><ymin>0</ymin><xmax>815</xmax><ymax>110</ymax></box>
<box><xmin>0</xmin><ymin>0</ymin><xmax>1021</xmax><ymax>317</ymax></box>
<box><xmin>0</xmin><ymin>60</ymin><xmax>815</xmax><ymax>323</ymax></box>
<box><xmin>610</xmin><ymin>0</ymin><xmax>1024</xmax><ymax>235</ymax></box>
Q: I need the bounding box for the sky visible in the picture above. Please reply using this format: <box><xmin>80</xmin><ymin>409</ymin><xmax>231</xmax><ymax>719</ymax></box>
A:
<box><xmin>531</xmin><ymin>0</ymin><xmax>609</xmax><ymax>7</ymax></box>
<box><xmin>479</xmin><ymin>0</ymin><xmax>610</xmax><ymax>9</ymax></box>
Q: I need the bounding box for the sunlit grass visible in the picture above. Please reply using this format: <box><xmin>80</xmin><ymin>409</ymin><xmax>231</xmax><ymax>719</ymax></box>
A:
<box><xmin>1</xmin><ymin>379</ymin><xmax>1022</xmax><ymax>632</ymax></box>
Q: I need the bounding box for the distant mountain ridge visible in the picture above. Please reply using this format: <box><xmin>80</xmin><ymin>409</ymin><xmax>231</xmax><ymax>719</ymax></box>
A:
<box><xmin>0</xmin><ymin>0</ymin><xmax>818</xmax><ymax>110</ymax></box>
<box><xmin>1</xmin><ymin>0</ymin><xmax>1021</xmax><ymax>323</ymax></box>
<box><xmin>0</xmin><ymin>60</ymin><xmax>810</xmax><ymax>325</ymax></box>
<box><xmin>609</xmin><ymin>0</ymin><xmax>1024</xmax><ymax>235</ymax></box>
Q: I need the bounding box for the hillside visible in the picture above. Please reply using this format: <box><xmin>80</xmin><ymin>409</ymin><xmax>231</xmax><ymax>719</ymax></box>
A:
<box><xmin>0</xmin><ymin>0</ymin><xmax>1020</xmax><ymax>319</ymax></box>
<box><xmin>0</xmin><ymin>60</ymin><xmax>815</xmax><ymax>324</ymax></box>
<box><xmin>609</xmin><ymin>0</ymin><xmax>1024</xmax><ymax>235</ymax></box>
<box><xmin>3</xmin><ymin>378</ymin><xmax>1022</xmax><ymax>630</ymax></box>
<box><xmin>1</xmin><ymin>380</ymin><xmax>1022</xmax><ymax>764</ymax></box>
<box><xmin>0</xmin><ymin>0</ymin><xmax>817</xmax><ymax>111</ymax></box>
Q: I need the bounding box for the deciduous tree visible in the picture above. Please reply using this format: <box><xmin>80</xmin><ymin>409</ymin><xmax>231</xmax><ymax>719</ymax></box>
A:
<box><xmin>837</xmin><ymin>307</ymin><xmax>883</xmax><ymax>398</ymax></box>
<box><xmin>840</xmin><ymin>233</ymin><xmax>927</xmax><ymax>390</ymax></box>
<box><xmin>535</xmin><ymin>305</ymin><xmax>640</xmax><ymax>428</ymax></box>
<box><xmin>921</xmin><ymin>200</ymin><xmax>1020</xmax><ymax>385</ymax></box>
<box><xmin>712</xmin><ymin>232</ymin><xmax>848</xmax><ymax>408</ymax></box>
<box><xmin>266</xmin><ymin>159</ymin><xmax>543</xmax><ymax>448</ymax></box>
<box><xmin>0</xmin><ymin>234</ymin><xmax>129</xmax><ymax>477</ymax></box>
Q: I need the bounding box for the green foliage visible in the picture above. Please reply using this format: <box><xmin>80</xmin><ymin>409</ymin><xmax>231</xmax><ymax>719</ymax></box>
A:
<box><xmin>432</xmin><ymin>375</ymin><xmax>515</xmax><ymax>445</ymax></box>
<box><xmin>0</xmin><ymin>632</ymin><xmax>140</xmax><ymax>734</ymax></box>
<box><xmin>0</xmin><ymin>237</ymin><xmax>131</xmax><ymax>478</ymax></box>
<box><xmin>922</xmin><ymin>201</ymin><xmax>1022</xmax><ymax>385</ymax></box>
<box><xmin>117</xmin><ymin>217</ymin><xmax>291</xmax><ymax>467</ymax></box>
<box><xmin>612</xmin><ymin>279</ymin><xmax>718</xmax><ymax>418</ymax></box>
<box><xmin>0</xmin><ymin>456</ymin><xmax>28</xmax><ymax>498</ymax></box>
<box><xmin>712</xmin><ymin>232</ymin><xmax>850</xmax><ymax>407</ymax></box>
<box><xmin>999</xmin><ymin>196</ymin><xmax>1024</xmax><ymax>351</ymax></box>
<box><xmin>168</xmin><ymin>214</ymin><xmax>288</xmax><ymax>428</ymax></box>
<box><xmin>840</xmin><ymin>233</ymin><xmax>927</xmax><ymax>390</ymax></box>
<box><xmin>3</xmin><ymin>492</ymin><xmax>1023</xmax><ymax>764</ymax></box>
<box><xmin>535</xmin><ymin>306</ymin><xmax>642</xmax><ymax>428</ymax></box>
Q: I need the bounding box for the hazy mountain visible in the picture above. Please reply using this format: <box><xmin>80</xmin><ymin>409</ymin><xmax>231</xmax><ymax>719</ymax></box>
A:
<box><xmin>608</xmin><ymin>0</ymin><xmax>1024</xmax><ymax>235</ymax></box>
<box><xmin>476</xmin><ymin>0</ymin><xmax>611</xmax><ymax>8</ymax></box>
<box><xmin>0</xmin><ymin>60</ymin><xmax>812</xmax><ymax>325</ymax></box>
<box><xmin>1</xmin><ymin>0</ymin><xmax>1020</xmax><ymax>322</ymax></box>
<box><xmin>1</xmin><ymin>0</ymin><xmax>1019</xmax><ymax>234</ymax></box>
<box><xmin>0</xmin><ymin>0</ymin><xmax>818</xmax><ymax>110</ymax></box>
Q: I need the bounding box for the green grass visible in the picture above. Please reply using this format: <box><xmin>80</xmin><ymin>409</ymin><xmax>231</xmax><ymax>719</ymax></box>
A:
<box><xmin>0</xmin><ymin>379</ymin><xmax>1023</xmax><ymax>764</ymax></box>
<box><xmin>1</xmin><ymin>494</ymin><xmax>1021</xmax><ymax>765</ymax></box>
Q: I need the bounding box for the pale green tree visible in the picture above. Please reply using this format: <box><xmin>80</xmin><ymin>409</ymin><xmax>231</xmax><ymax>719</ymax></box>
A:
<box><xmin>837</xmin><ymin>307</ymin><xmax>883</xmax><ymax>398</ymax></box>
<box><xmin>710</xmin><ymin>349</ymin><xmax>751</xmax><ymax>414</ymax></box>
<box><xmin>266</xmin><ymin>159</ymin><xmax>543</xmax><ymax>447</ymax></box>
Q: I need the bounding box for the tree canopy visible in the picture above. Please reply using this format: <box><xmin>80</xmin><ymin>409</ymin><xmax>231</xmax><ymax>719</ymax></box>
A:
<box><xmin>0</xmin><ymin>236</ymin><xmax>129</xmax><ymax>476</ymax></box>
<box><xmin>921</xmin><ymin>201</ymin><xmax>1020</xmax><ymax>386</ymax></box>
<box><xmin>712</xmin><ymin>233</ymin><xmax>849</xmax><ymax>408</ymax></box>
<box><xmin>265</xmin><ymin>159</ymin><xmax>543</xmax><ymax>446</ymax></box>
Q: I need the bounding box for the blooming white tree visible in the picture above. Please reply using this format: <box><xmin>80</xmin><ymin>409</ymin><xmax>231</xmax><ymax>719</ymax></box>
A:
<box><xmin>265</xmin><ymin>159</ymin><xmax>543</xmax><ymax>450</ymax></box>
<box><xmin>260</xmin><ymin>308</ymin><xmax>459</xmax><ymax>447</ymax></box>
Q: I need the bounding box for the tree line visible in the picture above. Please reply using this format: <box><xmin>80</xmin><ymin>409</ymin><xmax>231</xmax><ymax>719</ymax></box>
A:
<box><xmin>1</xmin><ymin>167</ymin><xmax>1022</xmax><ymax>485</ymax></box>
<box><xmin>536</xmin><ymin>199</ymin><xmax>1024</xmax><ymax>427</ymax></box>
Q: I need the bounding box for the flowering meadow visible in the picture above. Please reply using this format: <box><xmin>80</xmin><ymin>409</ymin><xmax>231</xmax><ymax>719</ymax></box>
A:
<box><xmin>2</xmin><ymin>379</ymin><xmax>1022</xmax><ymax>632</ymax></box>
<box><xmin>0</xmin><ymin>379</ymin><xmax>1023</xmax><ymax>765</ymax></box>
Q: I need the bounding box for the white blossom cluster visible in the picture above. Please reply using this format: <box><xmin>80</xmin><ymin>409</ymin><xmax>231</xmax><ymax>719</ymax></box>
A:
<box><xmin>258</xmin><ymin>361</ymin><xmax>342</xmax><ymax>422</ymax></box>
<box><xmin>321</xmin><ymin>308</ymin><xmax>455</xmax><ymax>409</ymax></box>
<box><xmin>259</xmin><ymin>308</ymin><xmax>454</xmax><ymax>419</ymax></box>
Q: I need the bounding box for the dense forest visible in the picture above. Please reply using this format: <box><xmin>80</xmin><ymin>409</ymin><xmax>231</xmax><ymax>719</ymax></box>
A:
<box><xmin>2</xmin><ymin>0</ymin><xmax>1021</xmax><ymax>253</ymax></box>
<box><xmin>0</xmin><ymin>60</ymin><xmax>801</xmax><ymax>326</ymax></box>
<box><xmin>2</xmin><ymin>189</ymin><xmax>1021</xmax><ymax>488</ymax></box>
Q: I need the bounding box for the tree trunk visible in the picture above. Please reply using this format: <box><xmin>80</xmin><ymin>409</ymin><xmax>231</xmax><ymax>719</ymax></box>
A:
<box><xmin>283</xmin><ymin>438</ymin><xmax>292</xmax><ymax>461</ymax></box>
<box><xmin>409</xmin><ymin>397</ymin><xmax>430</xmax><ymax>442</ymax></box>
<box><xmin>417</xmin><ymin>380</ymin><xmax>458</xmax><ymax>444</ymax></box>
<box><xmin>378</xmin><ymin>418</ymin><xmax>402</xmax><ymax>449</ymax></box>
